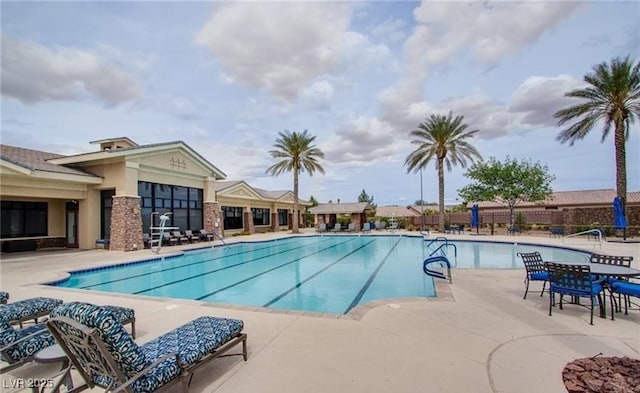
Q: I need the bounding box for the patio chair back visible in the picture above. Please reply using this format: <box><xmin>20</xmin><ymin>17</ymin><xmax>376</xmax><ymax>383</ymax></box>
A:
<box><xmin>517</xmin><ymin>251</ymin><xmax>548</xmax><ymax>299</ymax></box>
<box><xmin>589</xmin><ymin>253</ymin><xmax>632</xmax><ymax>267</ymax></box>
<box><xmin>47</xmin><ymin>302</ymin><xmax>149</xmax><ymax>391</ymax></box>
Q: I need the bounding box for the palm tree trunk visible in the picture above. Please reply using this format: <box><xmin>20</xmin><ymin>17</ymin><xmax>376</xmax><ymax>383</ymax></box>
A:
<box><xmin>614</xmin><ymin>120</ymin><xmax>627</xmax><ymax>239</ymax></box>
<box><xmin>292</xmin><ymin>167</ymin><xmax>300</xmax><ymax>234</ymax></box>
<box><xmin>438</xmin><ymin>159</ymin><xmax>445</xmax><ymax>232</ymax></box>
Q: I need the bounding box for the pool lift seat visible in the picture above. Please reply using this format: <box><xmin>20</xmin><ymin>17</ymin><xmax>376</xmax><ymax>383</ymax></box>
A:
<box><xmin>423</xmin><ymin>255</ymin><xmax>452</xmax><ymax>284</ymax></box>
<box><xmin>149</xmin><ymin>213</ymin><xmax>178</xmax><ymax>254</ymax></box>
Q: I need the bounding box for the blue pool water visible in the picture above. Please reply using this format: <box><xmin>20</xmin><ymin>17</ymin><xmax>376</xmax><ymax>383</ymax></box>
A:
<box><xmin>50</xmin><ymin>236</ymin><xmax>590</xmax><ymax>314</ymax></box>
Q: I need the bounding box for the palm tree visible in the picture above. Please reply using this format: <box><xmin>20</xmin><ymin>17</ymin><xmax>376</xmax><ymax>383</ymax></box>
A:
<box><xmin>554</xmin><ymin>55</ymin><xmax>640</xmax><ymax>223</ymax></box>
<box><xmin>266</xmin><ymin>130</ymin><xmax>325</xmax><ymax>234</ymax></box>
<box><xmin>404</xmin><ymin>112</ymin><xmax>482</xmax><ymax>232</ymax></box>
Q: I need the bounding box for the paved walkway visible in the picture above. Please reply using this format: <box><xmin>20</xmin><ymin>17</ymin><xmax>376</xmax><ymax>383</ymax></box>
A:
<box><xmin>1</xmin><ymin>231</ymin><xmax>638</xmax><ymax>393</ymax></box>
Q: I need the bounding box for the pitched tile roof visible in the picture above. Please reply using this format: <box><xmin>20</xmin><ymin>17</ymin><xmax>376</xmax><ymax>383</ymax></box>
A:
<box><xmin>473</xmin><ymin>189</ymin><xmax>640</xmax><ymax>208</ymax></box>
<box><xmin>0</xmin><ymin>144</ymin><xmax>98</xmax><ymax>177</ymax></box>
<box><xmin>309</xmin><ymin>202</ymin><xmax>371</xmax><ymax>214</ymax></box>
<box><xmin>376</xmin><ymin>205</ymin><xmax>420</xmax><ymax>217</ymax></box>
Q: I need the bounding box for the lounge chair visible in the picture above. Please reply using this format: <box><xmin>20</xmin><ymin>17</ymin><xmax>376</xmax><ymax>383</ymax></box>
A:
<box><xmin>345</xmin><ymin>223</ymin><xmax>355</xmax><ymax>232</ymax></box>
<box><xmin>0</xmin><ymin>307</ymin><xmax>57</xmax><ymax>372</ymax></box>
<box><xmin>162</xmin><ymin>232</ymin><xmax>177</xmax><ymax>246</ymax></box>
<box><xmin>0</xmin><ymin>296</ymin><xmax>63</xmax><ymax>328</ymax></box>
<box><xmin>332</xmin><ymin>223</ymin><xmax>342</xmax><ymax>232</ymax></box>
<box><xmin>171</xmin><ymin>231</ymin><xmax>189</xmax><ymax>245</ymax></box>
<box><xmin>517</xmin><ymin>252</ymin><xmax>548</xmax><ymax>299</ymax></box>
<box><xmin>199</xmin><ymin>229</ymin><xmax>215</xmax><ymax>241</ymax></box>
<box><xmin>316</xmin><ymin>223</ymin><xmax>327</xmax><ymax>233</ymax></box>
<box><xmin>184</xmin><ymin>230</ymin><xmax>198</xmax><ymax>243</ymax></box>
<box><xmin>376</xmin><ymin>222</ymin><xmax>386</xmax><ymax>231</ymax></box>
<box><xmin>46</xmin><ymin>302</ymin><xmax>247</xmax><ymax>393</ymax></box>
<box><xmin>362</xmin><ymin>223</ymin><xmax>371</xmax><ymax>232</ymax></box>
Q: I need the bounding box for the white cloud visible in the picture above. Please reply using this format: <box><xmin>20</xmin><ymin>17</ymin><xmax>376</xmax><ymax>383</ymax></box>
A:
<box><xmin>412</xmin><ymin>1</ymin><xmax>584</xmax><ymax>65</ymax></box>
<box><xmin>322</xmin><ymin>115</ymin><xmax>406</xmax><ymax>166</ymax></box>
<box><xmin>300</xmin><ymin>80</ymin><xmax>335</xmax><ymax>110</ymax></box>
<box><xmin>1</xmin><ymin>35</ymin><xmax>141</xmax><ymax>105</ymax></box>
<box><xmin>194</xmin><ymin>2</ymin><xmax>351</xmax><ymax>102</ymax></box>
<box><xmin>370</xmin><ymin>17</ymin><xmax>407</xmax><ymax>44</ymax></box>
<box><xmin>379</xmin><ymin>0</ymin><xmax>584</xmax><ymax>136</ymax></box>
<box><xmin>510</xmin><ymin>74</ymin><xmax>583</xmax><ymax>127</ymax></box>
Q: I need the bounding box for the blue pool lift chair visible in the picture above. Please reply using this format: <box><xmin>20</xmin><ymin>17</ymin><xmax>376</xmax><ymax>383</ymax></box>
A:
<box><xmin>545</xmin><ymin>262</ymin><xmax>606</xmax><ymax>325</ymax></box>
<box><xmin>46</xmin><ymin>302</ymin><xmax>247</xmax><ymax>393</ymax></box>
<box><xmin>517</xmin><ymin>251</ymin><xmax>549</xmax><ymax>299</ymax></box>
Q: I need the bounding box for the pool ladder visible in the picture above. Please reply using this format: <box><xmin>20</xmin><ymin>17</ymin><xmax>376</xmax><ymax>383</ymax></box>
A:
<box><xmin>423</xmin><ymin>255</ymin><xmax>452</xmax><ymax>284</ymax></box>
<box><xmin>425</xmin><ymin>237</ymin><xmax>457</xmax><ymax>257</ymax></box>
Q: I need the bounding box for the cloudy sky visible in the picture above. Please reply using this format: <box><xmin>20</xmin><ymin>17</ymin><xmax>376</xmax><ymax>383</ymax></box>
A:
<box><xmin>2</xmin><ymin>1</ymin><xmax>639</xmax><ymax>206</ymax></box>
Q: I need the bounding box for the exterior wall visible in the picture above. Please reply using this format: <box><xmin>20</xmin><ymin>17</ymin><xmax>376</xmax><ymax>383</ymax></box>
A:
<box><xmin>79</xmin><ymin>188</ymin><xmax>102</xmax><ymax>249</ymax></box>
<box><xmin>109</xmin><ymin>196</ymin><xmax>143</xmax><ymax>251</ymax></box>
<box><xmin>562</xmin><ymin>206</ymin><xmax>639</xmax><ymax>236</ymax></box>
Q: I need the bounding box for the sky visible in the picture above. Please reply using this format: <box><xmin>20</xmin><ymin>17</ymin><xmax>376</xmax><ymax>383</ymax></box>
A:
<box><xmin>1</xmin><ymin>0</ymin><xmax>639</xmax><ymax>207</ymax></box>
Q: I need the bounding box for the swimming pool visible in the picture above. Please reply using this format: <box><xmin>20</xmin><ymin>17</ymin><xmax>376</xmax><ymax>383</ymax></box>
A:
<box><xmin>49</xmin><ymin>235</ymin><xmax>590</xmax><ymax>314</ymax></box>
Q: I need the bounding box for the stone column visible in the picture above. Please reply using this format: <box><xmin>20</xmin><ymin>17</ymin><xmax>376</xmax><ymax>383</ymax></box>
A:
<box><xmin>243</xmin><ymin>208</ymin><xmax>255</xmax><ymax>234</ymax></box>
<box><xmin>203</xmin><ymin>202</ymin><xmax>222</xmax><ymax>238</ymax></box>
<box><xmin>109</xmin><ymin>196</ymin><xmax>143</xmax><ymax>251</ymax></box>
<box><xmin>271</xmin><ymin>212</ymin><xmax>278</xmax><ymax>231</ymax></box>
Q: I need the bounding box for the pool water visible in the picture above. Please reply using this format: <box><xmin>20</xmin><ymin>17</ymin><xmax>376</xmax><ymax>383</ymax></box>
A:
<box><xmin>50</xmin><ymin>235</ymin><xmax>590</xmax><ymax>314</ymax></box>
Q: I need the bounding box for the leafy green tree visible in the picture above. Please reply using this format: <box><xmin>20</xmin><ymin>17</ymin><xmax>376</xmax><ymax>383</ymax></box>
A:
<box><xmin>458</xmin><ymin>156</ymin><xmax>555</xmax><ymax>227</ymax></box>
<box><xmin>414</xmin><ymin>199</ymin><xmax>428</xmax><ymax>206</ymax></box>
<box><xmin>358</xmin><ymin>189</ymin><xmax>377</xmax><ymax>209</ymax></box>
<box><xmin>266</xmin><ymin>130</ymin><xmax>325</xmax><ymax>234</ymax></box>
<box><xmin>405</xmin><ymin>112</ymin><xmax>482</xmax><ymax>232</ymax></box>
<box><xmin>554</xmin><ymin>55</ymin><xmax>640</xmax><ymax>219</ymax></box>
<box><xmin>304</xmin><ymin>195</ymin><xmax>319</xmax><ymax>228</ymax></box>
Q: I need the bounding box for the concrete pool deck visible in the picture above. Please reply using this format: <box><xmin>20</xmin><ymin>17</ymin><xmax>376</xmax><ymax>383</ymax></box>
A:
<box><xmin>1</xmin><ymin>231</ymin><xmax>638</xmax><ymax>393</ymax></box>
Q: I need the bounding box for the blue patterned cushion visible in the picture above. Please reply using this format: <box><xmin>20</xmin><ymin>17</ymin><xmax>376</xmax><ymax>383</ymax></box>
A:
<box><xmin>50</xmin><ymin>302</ymin><xmax>148</xmax><ymax>377</ymax></box>
<box><xmin>0</xmin><ymin>291</ymin><xmax>9</xmax><ymax>304</ymax></box>
<box><xmin>0</xmin><ymin>324</ymin><xmax>55</xmax><ymax>362</ymax></box>
<box><xmin>0</xmin><ymin>308</ymin><xmax>19</xmax><ymax>345</ymax></box>
<box><xmin>102</xmin><ymin>305</ymin><xmax>135</xmax><ymax>322</ymax></box>
<box><xmin>94</xmin><ymin>316</ymin><xmax>244</xmax><ymax>393</ymax></box>
<box><xmin>0</xmin><ymin>308</ymin><xmax>55</xmax><ymax>363</ymax></box>
<box><xmin>1</xmin><ymin>297</ymin><xmax>63</xmax><ymax>321</ymax></box>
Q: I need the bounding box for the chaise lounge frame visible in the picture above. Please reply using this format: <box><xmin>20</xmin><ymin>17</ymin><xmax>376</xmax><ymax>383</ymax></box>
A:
<box><xmin>46</xmin><ymin>303</ymin><xmax>247</xmax><ymax>393</ymax></box>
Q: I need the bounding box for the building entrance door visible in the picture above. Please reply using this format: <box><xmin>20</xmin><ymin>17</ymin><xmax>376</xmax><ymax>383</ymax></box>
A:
<box><xmin>66</xmin><ymin>201</ymin><xmax>79</xmax><ymax>248</ymax></box>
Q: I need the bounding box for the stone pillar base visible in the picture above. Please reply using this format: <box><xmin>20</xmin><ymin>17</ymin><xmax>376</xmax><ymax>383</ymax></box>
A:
<box><xmin>110</xmin><ymin>196</ymin><xmax>143</xmax><ymax>251</ymax></box>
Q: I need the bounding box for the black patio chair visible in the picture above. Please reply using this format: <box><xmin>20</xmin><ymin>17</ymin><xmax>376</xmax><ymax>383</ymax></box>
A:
<box><xmin>517</xmin><ymin>251</ymin><xmax>548</xmax><ymax>299</ymax></box>
<box><xmin>545</xmin><ymin>262</ymin><xmax>605</xmax><ymax>325</ymax></box>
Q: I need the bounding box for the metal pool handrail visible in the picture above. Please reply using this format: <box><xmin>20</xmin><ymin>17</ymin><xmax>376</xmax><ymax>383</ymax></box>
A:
<box><xmin>561</xmin><ymin>229</ymin><xmax>602</xmax><ymax>250</ymax></box>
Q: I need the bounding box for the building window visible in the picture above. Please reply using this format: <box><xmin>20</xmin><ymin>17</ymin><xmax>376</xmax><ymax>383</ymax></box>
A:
<box><xmin>137</xmin><ymin>182</ymin><xmax>203</xmax><ymax>233</ymax></box>
<box><xmin>278</xmin><ymin>209</ymin><xmax>288</xmax><ymax>226</ymax></box>
<box><xmin>101</xmin><ymin>189</ymin><xmax>115</xmax><ymax>239</ymax></box>
<box><xmin>252</xmin><ymin>208</ymin><xmax>270</xmax><ymax>226</ymax></box>
<box><xmin>1</xmin><ymin>201</ymin><xmax>48</xmax><ymax>238</ymax></box>
<box><xmin>222</xmin><ymin>206</ymin><xmax>243</xmax><ymax>230</ymax></box>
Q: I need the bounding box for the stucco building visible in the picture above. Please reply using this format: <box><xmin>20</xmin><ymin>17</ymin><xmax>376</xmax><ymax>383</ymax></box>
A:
<box><xmin>0</xmin><ymin>138</ymin><xmax>307</xmax><ymax>252</ymax></box>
